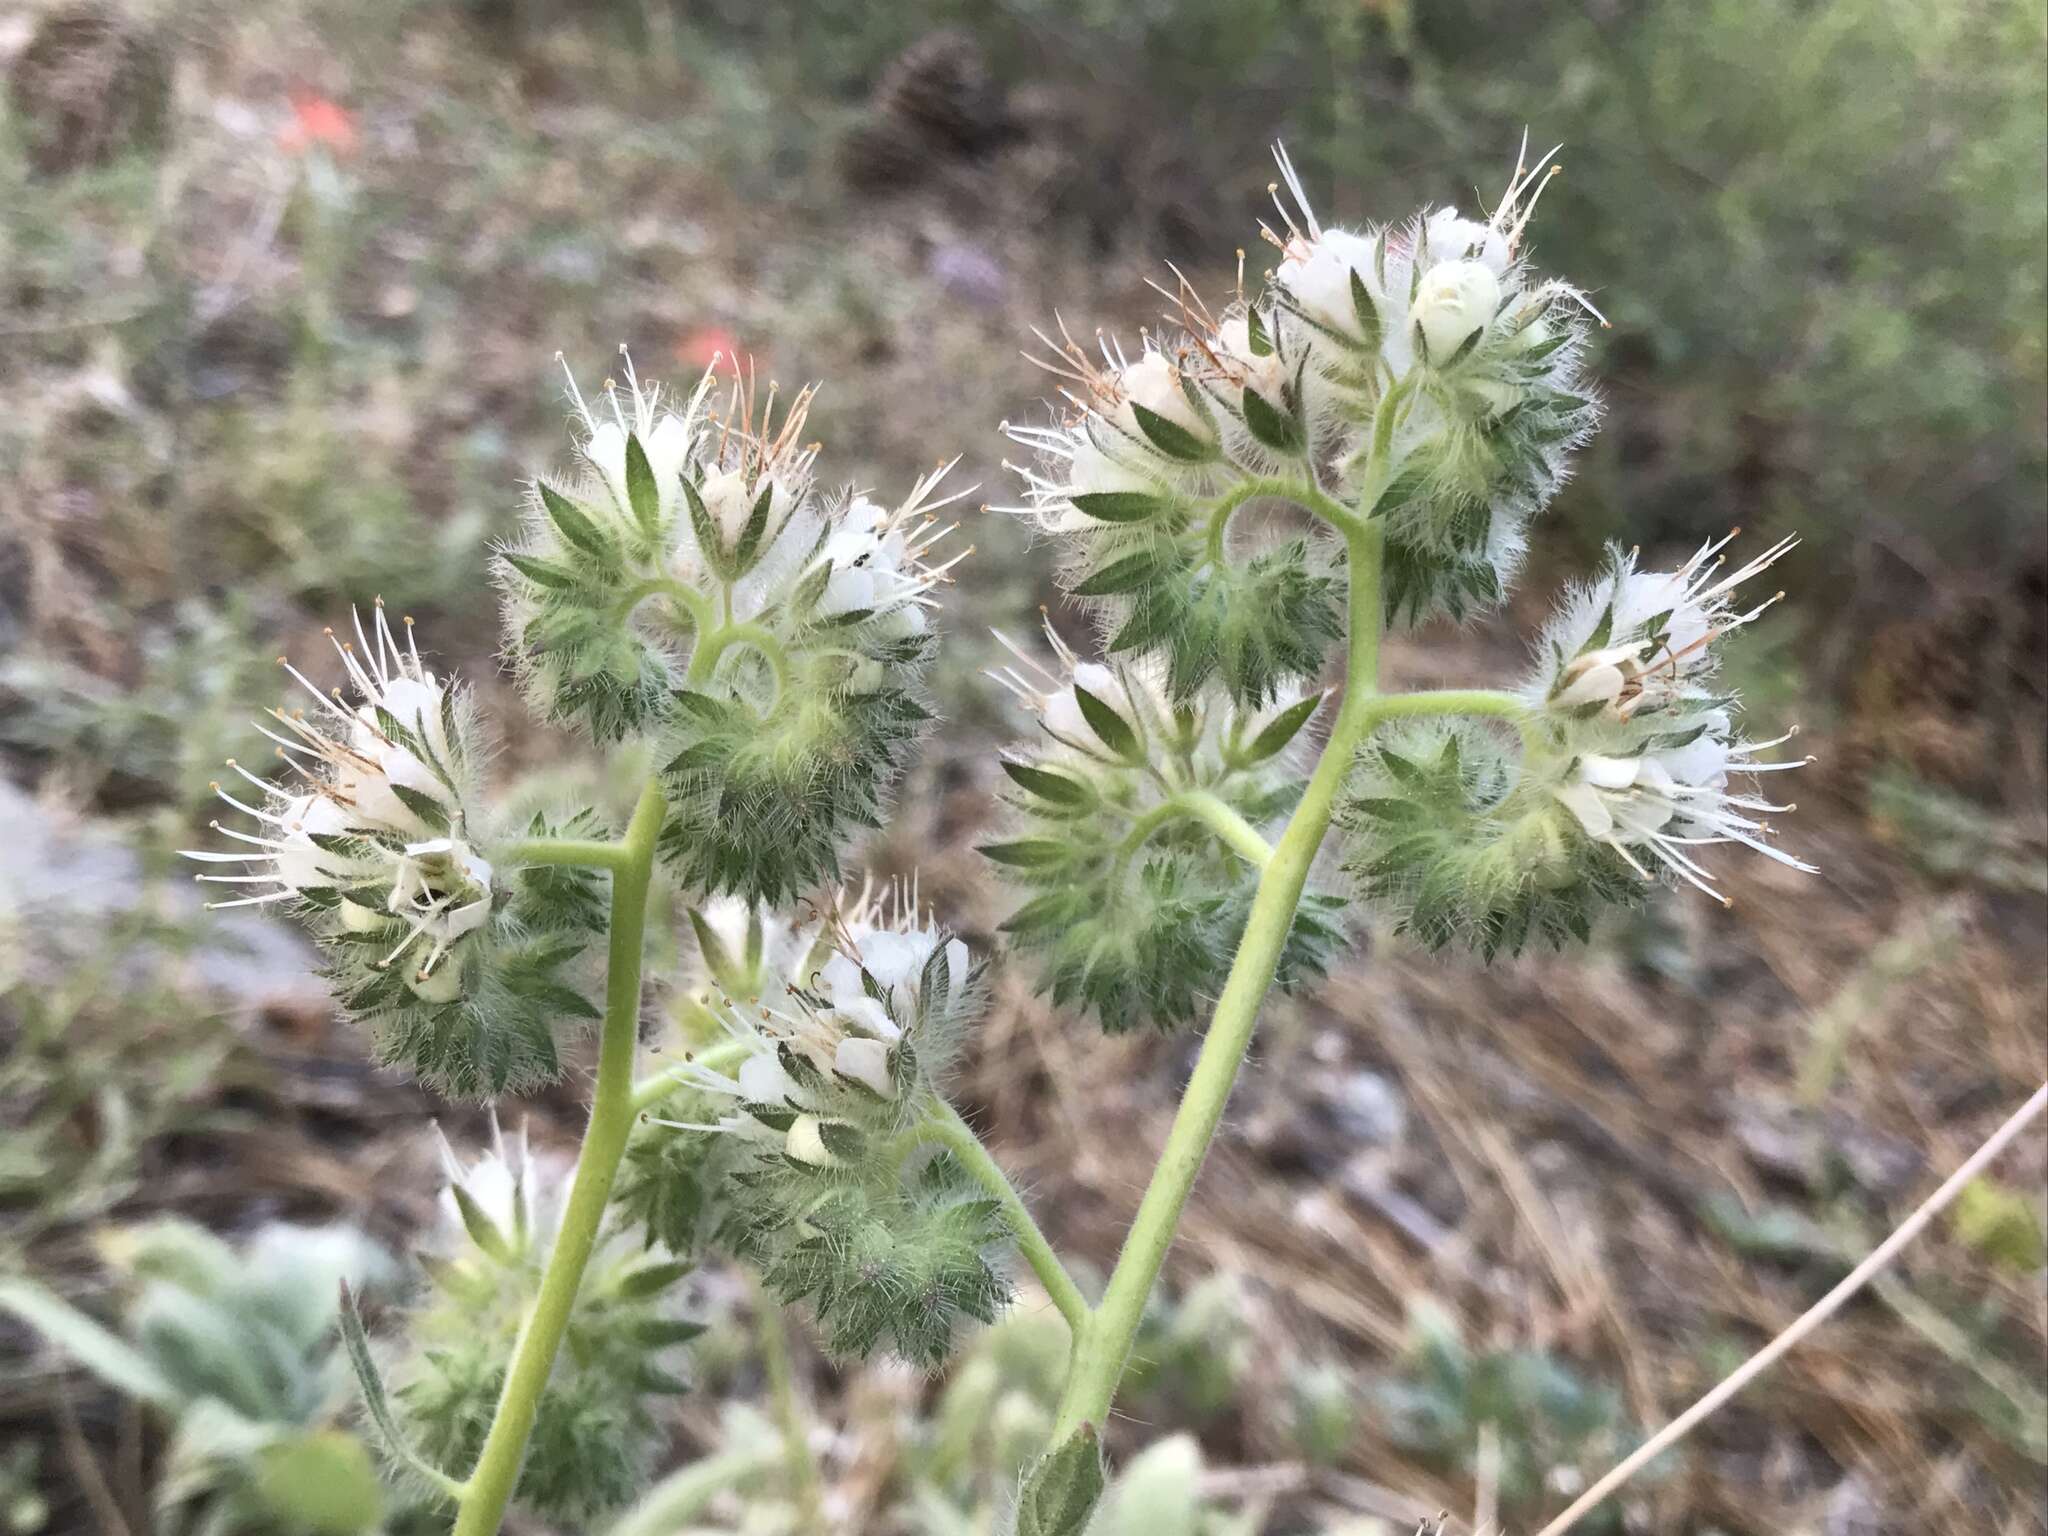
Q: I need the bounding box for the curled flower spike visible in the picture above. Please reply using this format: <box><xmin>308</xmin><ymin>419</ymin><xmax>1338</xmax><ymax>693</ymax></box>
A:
<box><xmin>183</xmin><ymin>607</ymin><xmax>605</xmax><ymax>1097</ymax></box>
<box><xmin>635</xmin><ymin>881</ymin><xmax>1007</xmax><ymax>1370</ymax></box>
<box><xmin>183</xmin><ymin>604</ymin><xmax>490</xmax><ymax>992</ymax></box>
<box><xmin>506</xmin><ymin>354</ymin><xmax>968</xmax><ymax>902</ymax></box>
<box><xmin>984</xmin><ymin>618</ymin><xmax>1342</xmax><ymax>1032</ymax></box>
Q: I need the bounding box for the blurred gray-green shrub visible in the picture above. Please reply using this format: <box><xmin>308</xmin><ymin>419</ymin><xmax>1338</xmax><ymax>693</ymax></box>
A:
<box><xmin>0</xmin><ymin>1219</ymin><xmax>399</xmax><ymax>1536</ymax></box>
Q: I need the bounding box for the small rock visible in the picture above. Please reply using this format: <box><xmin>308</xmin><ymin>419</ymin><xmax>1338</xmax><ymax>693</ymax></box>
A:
<box><xmin>1328</xmin><ymin>1069</ymin><xmax>1406</xmax><ymax>1147</ymax></box>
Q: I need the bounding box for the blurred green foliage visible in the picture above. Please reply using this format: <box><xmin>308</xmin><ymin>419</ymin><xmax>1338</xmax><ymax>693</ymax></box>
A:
<box><xmin>666</xmin><ymin>0</ymin><xmax>2045</xmax><ymax>603</ymax></box>
<box><xmin>0</xmin><ymin>1219</ymin><xmax>399</xmax><ymax>1536</ymax></box>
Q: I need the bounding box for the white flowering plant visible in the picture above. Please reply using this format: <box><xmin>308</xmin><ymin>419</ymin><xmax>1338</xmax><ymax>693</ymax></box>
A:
<box><xmin>183</xmin><ymin>138</ymin><xmax>1811</xmax><ymax>1535</ymax></box>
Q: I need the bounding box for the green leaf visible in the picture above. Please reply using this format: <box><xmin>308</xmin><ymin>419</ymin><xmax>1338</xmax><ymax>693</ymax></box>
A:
<box><xmin>388</xmin><ymin>784</ymin><xmax>450</xmax><ymax>833</ymax></box>
<box><xmin>1349</xmin><ymin>267</ymin><xmax>1382</xmax><ymax>353</ymax></box>
<box><xmin>1241</xmin><ymin>387</ymin><xmax>1303</xmax><ymax>453</ymax></box>
<box><xmin>537</xmin><ymin>482</ymin><xmax>611</xmax><ymax>561</ymax></box>
<box><xmin>634</xmin><ymin>1318</ymin><xmax>710</xmax><ymax>1349</ymax></box>
<box><xmin>1072</xmin><ymin>551</ymin><xmax>1165</xmax><ymax>598</ymax></box>
<box><xmin>625</xmin><ymin>432</ymin><xmax>661</xmax><ymax>537</ymax></box>
<box><xmin>1241</xmin><ymin>693</ymin><xmax>1323</xmax><ymax>765</ymax></box>
<box><xmin>1069</xmin><ymin>491</ymin><xmax>1172</xmax><ymax>524</ymax></box>
<box><xmin>980</xmin><ymin>839</ymin><xmax>1073</xmax><ymax>870</ymax></box>
<box><xmin>504</xmin><ymin>552</ymin><xmax>577</xmax><ymax>591</ymax></box>
<box><xmin>0</xmin><ymin>1279</ymin><xmax>179</xmax><ymax>1409</ymax></box>
<box><xmin>1245</xmin><ymin>307</ymin><xmax>1274</xmax><ymax>357</ymax></box>
<box><xmin>735</xmin><ymin>483</ymin><xmax>775</xmax><ymax>569</ymax></box>
<box><xmin>1129</xmin><ymin>402</ymin><xmax>1214</xmax><ymax>464</ymax></box>
<box><xmin>1072</xmin><ymin>684</ymin><xmax>1140</xmax><ymax>759</ymax></box>
<box><xmin>338</xmin><ymin>1282</ymin><xmax>462</xmax><ymax>1499</ymax></box>
<box><xmin>1017</xmin><ymin>1425</ymin><xmax>1106</xmax><ymax>1536</ymax></box>
<box><xmin>254</xmin><ymin>1431</ymin><xmax>386</xmax><ymax>1534</ymax></box>
<box><xmin>680</xmin><ymin>476</ymin><xmax>728</xmax><ymax>576</ymax></box>
<box><xmin>1001</xmin><ymin>759</ymin><xmax>1093</xmax><ymax>806</ymax></box>
<box><xmin>616</xmin><ymin>1261</ymin><xmax>692</xmax><ymax>1300</ymax></box>
<box><xmin>448</xmin><ymin>1183</ymin><xmax>514</xmax><ymax>1263</ymax></box>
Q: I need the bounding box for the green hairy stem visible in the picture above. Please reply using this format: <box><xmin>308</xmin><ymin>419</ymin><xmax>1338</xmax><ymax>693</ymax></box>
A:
<box><xmin>1048</xmin><ymin>509</ymin><xmax>1387</xmax><ymax>1440</ymax></box>
<box><xmin>451</xmin><ymin>778</ymin><xmax>665</xmax><ymax>1536</ymax></box>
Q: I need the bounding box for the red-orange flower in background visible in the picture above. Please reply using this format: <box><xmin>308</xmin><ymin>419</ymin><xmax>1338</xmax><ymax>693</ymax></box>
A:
<box><xmin>279</xmin><ymin>88</ymin><xmax>357</xmax><ymax>156</ymax></box>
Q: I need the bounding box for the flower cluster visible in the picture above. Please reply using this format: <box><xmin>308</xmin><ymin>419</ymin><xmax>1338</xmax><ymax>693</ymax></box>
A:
<box><xmin>628</xmin><ymin>886</ymin><xmax>1007</xmax><ymax>1368</ymax></box>
<box><xmin>982</xmin><ymin>619</ymin><xmax>1343</xmax><ymax>1032</ymax></box>
<box><xmin>182</xmin><ymin>605</ymin><xmax>604</xmax><ymax>1097</ymax></box>
<box><xmin>1342</xmin><ymin>534</ymin><xmax>1811</xmax><ymax>953</ymax></box>
<box><xmin>500</xmin><ymin>352</ymin><xmax>966</xmax><ymax>903</ymax></box>
<box><xmin>1003</xmin><ymin>140</ymin><xmax>1600</xmax><ymax>707</ymax></box>
<box><xmin>1264</xmin><ymin>140</ymin><xmax>1602</xmax><ymax>620</ymax></box>
<box><xmin>391</xmin><ymin>1121</ymin><xmax>705</xmax><ymax>1524</ymax></box>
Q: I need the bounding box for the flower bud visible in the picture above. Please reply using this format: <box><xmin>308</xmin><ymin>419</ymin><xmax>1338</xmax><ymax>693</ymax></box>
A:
<box><xmin>1113</xmin><ymin>351</ymin><xmax>1209</xmax><ymax>445</ymax></box>
<box><xmin>1412</xmin><ymin>258</ymin><xmax>1500</xmax><ymax>360</ymax></box>
<box><xmin>1274</xmin><ymin>227</ymin><xmax>1380</xmax><ymax>340</ymax></box>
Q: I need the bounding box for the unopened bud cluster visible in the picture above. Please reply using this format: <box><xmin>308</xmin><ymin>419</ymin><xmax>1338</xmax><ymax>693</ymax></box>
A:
<box><xmin>392</xmin><ymin>1123</ymin><xmax>704</xmax><ymax>1522</ymax></box>
<box><xmin>983</xmin><ymin>620</ymin><xmax>1341</xmax><ymax>1032</ymax></box>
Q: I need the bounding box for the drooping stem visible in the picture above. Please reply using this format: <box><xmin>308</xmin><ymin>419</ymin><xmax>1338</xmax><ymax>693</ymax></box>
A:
<box><xmin>921</xmin><ymin>1099</ymin><xmax>1091</xmax><ymax>1333</ymax></box>
<box><xmin>1118</xmin><ymin>789</ymin><xmax>1275</xmax><ymax>871</ymax></box>
<box><xmin>1049</xmin><ymin>515</ymin><xmax>1385</xmax><ymax>1439</ymax></box>
<box><xmin>451</xmin><ymin>778</ymin><xmax>666</xmax><ymax>1536</ymax></box>
<box><xmin>603</xmin><ymin>1440</ymin><xmax>780</xmax><ymax>1536</ymax></box>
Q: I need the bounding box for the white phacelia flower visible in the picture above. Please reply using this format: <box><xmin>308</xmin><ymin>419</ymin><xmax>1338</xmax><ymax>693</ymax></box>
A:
<box><xmin>1529</xmin><ymin>533</ymin><xmax>1814</xmax><ymax>905</ymax></box>
<box><xmin>182</xmin><ymin>603</ymin><xmax>494</xmax><ymax>999</ymax></box>
<box><xmin>1411</xmin><ymin>258</ymin><xmax>1502</xmax><ymax>361</ymax></box>
<box><xmin>987</xmin><ymin>618</ymin><xmax>1180</xmax><ymax>765</ymax></box>
<box><xmin>562</xmin><ymin>348</ymin><xmax>714</xmax><ymax>534</ymax></box>
<box><xmin>1547</xmin><ymin>725</ymin><xmax>1814</xmax><ymax>905</ymax></box>
<box><xmin>432</xmin><ymin>1114</ymin><xmax>563</xmax><ymax>1260</ymax></box>
<box><xmin>655</xmin><ymin>881</ymin><xmax>975</xmax><ymax>1159</ymax></box>
<box><xmin>1534</xmin><ymin>531</ymin><xmax>1799</xmax><ymax>718</ymax></box>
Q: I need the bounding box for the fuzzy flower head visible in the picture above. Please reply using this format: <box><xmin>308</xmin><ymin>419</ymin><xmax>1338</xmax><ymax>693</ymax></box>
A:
<box><xmin>1529</xmin><ymin>533</ymin><xmax>1814</xmax><ymax>908</ymax></box>
<box><xmin>658</xmin><ymin>880</ymin><xmax>977</xmax><ymax>1165</ymax></box>
<box><xmin>984</xmin><ymin>618</ymin><xmax>1343</xmax><ymax>1033</ymax></box>
<box><xmin>1261</xmin><ymin>136</ymin><xmax>1606</xmax><ymax>621</ymax></box>
<box><xmin>183</xmin><ymin>607</ymin><xmax>605</xmax><ymax>1097</ymax></box>
<box><xmin>431</xmin><ymin>1114</ymin><xmax>563</xmax><ymax>1266</ymax></box>
<box><xmin>183</xmin><ymin>602</ymin><xmax>492</xmax><ymax>998</ymax></box>
<box><xmin>400</xmin><ymin>1114</ymin><xmax>703</xmax><ymax>1524</ymax></box>
<box><xmin>508</xmin><ymin>353</ymin><xmax>968</xmax><ymax>903</ymax></box>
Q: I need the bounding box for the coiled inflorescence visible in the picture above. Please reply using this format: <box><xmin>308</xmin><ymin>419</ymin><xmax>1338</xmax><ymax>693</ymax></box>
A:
<box><xmin>982</xmin><ymin>619</ymin><xmax>1343</xmax><ymax>1033</ymax></box>
<box><xmin>499</xmin><ymin>352</ymin><xmax>969</xmax><ymax>903</ymax></box>
<box><xmin>630</xmin><ymin>885</ymin><xmax>1008</xmax><ymax>1369</ymax></box>
<box><xmin>182</xmin><ymin>605</ymin><xmax>605</xmax><ymax>1098</ymax></box>
<box><xmin>1342</xmin><ymin>533</ymin><xmax>1813</xmax><ymax>953</ymax></box>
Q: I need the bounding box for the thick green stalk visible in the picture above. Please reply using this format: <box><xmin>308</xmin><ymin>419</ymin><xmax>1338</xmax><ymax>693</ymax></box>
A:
<box><xmin>452</xmin><ymin>778</ymin><xmax>666</xmax><ymax>1536</ymax></box>
<box><xmin>922</xmin><ymin>1100</ymin><xmax>1091</xmax><ymax>1332</ymax></box>
<box><xmin>1049</xmin><ymin>517</ymin><xmax>1385</xmax><ymax>1438</ymax></box>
